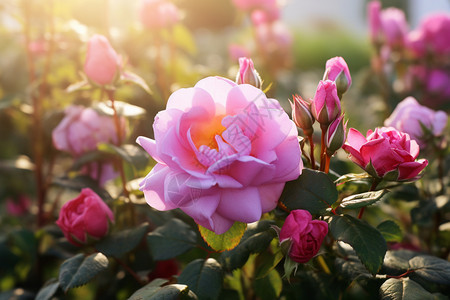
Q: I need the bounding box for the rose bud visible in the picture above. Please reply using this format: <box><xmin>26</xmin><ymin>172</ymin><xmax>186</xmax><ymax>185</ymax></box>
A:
<box><xmin>279</xmin><ymin>210</ymin><xmax>328</xmax><ymax>264</ymax></box>
<box><xmin>56</xmin><ymin>188</ymin><xmax>114</xmax><ymax>246</ymax></box>
<box><xmin>84</xmin><ymin>34</ymin><xmax>121</xmax><ymax>86</ymax></box>
<box><xmin>290</xmin><ymin>95</ymin><xmax>314</xmax><ymax>136</ymax></box>
<box><xmin>311</xmin><ymin>80</ymin><xmax>341</xmax><ymax>127</ymax></box>
<box><xmin>323</xmin><ymin>56</ymin><xmax>352</xmax><ymax>97</ymax></box>
<box><xmin>325</xmin><ymin>114</ymin><xmax>347</xmax><ymax>156</ymax></box>
<box><xmin>368</xmin><ymin>1</ymin><xmax>382</xmax><ymax>43</ymax></box>
<box><xmin>236</xmin><ymin>57</ymin><xmax>262</xmax><ymax>89</ymax></box>
<box><xmin>342</xmin><ymin>127</ymin><xmax>428</xmax><ymax>181</ymax></box>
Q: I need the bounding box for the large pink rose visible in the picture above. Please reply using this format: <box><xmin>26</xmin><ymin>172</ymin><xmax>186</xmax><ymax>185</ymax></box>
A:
<box><xmin>279</xmin><ymin>210</ymin><xmax>328</xmax><ymax>264</ymax></box>
<box><xmin>56</xmin><ymin>188</ymin><xmax>114</xmax><ymax>246</ymax></box>
<box><xmin>342</xmin><ymin>127</ymin><xmax>428</xmax><ymax>181</ymax></box>
<box><xmin>384</xmin><ymin>97</ymin><xmax>448</xmax><ymax>148</ymax></box>
<box><xmin>84</xmin><ymin>34</ymin><xmax>121</xmax><ymax>86</ymax></box>
<box><xmin>137</xmin><ymin>76</ymin><xmax>302</xmax><ymax>234</ymax></box>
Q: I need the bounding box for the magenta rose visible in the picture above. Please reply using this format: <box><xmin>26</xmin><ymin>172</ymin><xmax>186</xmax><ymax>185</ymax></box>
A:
<box><xmin>384</xmin><ymin>97</ymin><xmax>448</xmax><ymax>148</ymax></box>
<box><xmin>137</xmin><ymin>76</ymin><xmax>302</xmax><ymax>234</ymax></box>
<box><xmin>342</xmin><ymin>127</ymin><xmax>428</xmax><ymax>181</ymax></box>
<box><xmin>279</xmin><ymin>210</ymin><xmax>328</xmax><ymax>264</ymax></box>
<box><xmin>84</xmin><ymin>34</ymin><xmax>121</xmax><ymax>86</ymax></box>
<box><xmin>56</xmin><ymin>188</ymin><xmax>114</xmax><ymax>246</ymax></box>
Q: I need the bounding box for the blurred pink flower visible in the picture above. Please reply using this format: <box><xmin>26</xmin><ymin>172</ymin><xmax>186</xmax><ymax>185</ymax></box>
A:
<box><xmin>52</xmin><ymin>105</ymin><xmax>123</xmax><ymax>157</ymax></box>
<box><xmin>140</xmin><ymin>0</ymin><xmax>180</xmax><ymax>29</ymax></box>
<box><xmin>81</xmin><ymin>162</ymin><xmax>120</xmax><ymax>187</ymax></box>
<box><xmin>380</xmin><ymin>8</ymin><xmax>409</xmax><ymax>49</ymax></box>
<box><xmin>84</xmin><ymin>34</ymin><xmax>121</xmax><ymax>86</ymax></box>
<box><xmin>228</xmin><ymin>44</ymin><xmax>251</xmax><ymax>61</ymax></box>
<box><xmin>384</xmin><ymin>97</ymin><xmax>448</xmax><ymax>148</ymax></box>
<box><xmin>137</xmin><ymin>76</ymin><xmax>302</xmax><ymax>234</ymax></box>
<box><xmin>343</xmin><ymin>127</ymin><xmax>428</xmax><ymax>181</ymax></box>
<box><xmin>415</xmin><ymin>13</ymin><xmax>450</xmax><ymax>56</ymax></box>
<box><xmin>56</xmin><ymin>188</ymin><xmax>114</xmax><ymax>246</ymax></box>
<box><xmin>368</xmin><ymin>1</ymin><xmax>382</xmax><ymax>42</ymax></box>
<box><xmin>232</xmin><ymin>0</ymin><xmax>277</xmax><ymax>12</ymax></box>
<box><xmin>6</xmin><ymin>195</ymin><xmax>31</xmax><ymax>216</ymax></box>
<box><xmin>279</xmin><ymin>210</ymin><xmax>328</xmax><ymax>264</ymax></box>
<box><xmin>251</xmin><ymin>9</ymin><xmax>280</xmax><ymax>26</ymax></box>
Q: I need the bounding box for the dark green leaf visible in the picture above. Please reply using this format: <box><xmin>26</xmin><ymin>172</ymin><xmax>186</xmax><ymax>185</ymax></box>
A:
<box><xmin>198</xmin><ymin>222</ymin><xmax>246</xmax><ymax>252</ymax></box>
<box><xmin>254</xmin><ymin>269</ymin><xmax>282</xmax><ymax>300</ymax></box>
<box><xmin>329</xmin><ymin>215</ymin><xmax>387</xmax><ymax>275</ymax></box>
<box><xmin>280</xmin><ymin>168</ymin><xmax>338</xmax><ymax>214</ymax></box>
<box><xmin>340</xmin><ymin>190</ymin><xmax>388</xmax><ymax>209</ymax></box>
<box><xmin>97</xmin><ymin>143</ymin><xmax>134</xmax><ymax>165</ymax></box>
<box><xmin>147</xmin><ymin>219</ymin><xmax>197</xmax><ymax>260</ymax></box>
<box><xmin>52</xmin><ymin>175</ymin><xmax>112</xmax><ymax>200</ymax></box>
<box><xmin>377</xmin><ymin>220</ymin><xmax>402</xmax><ymax>243</ymax></box>
<box><xmin>128</xmin><ymin>280</ymin><xmax>197</xmax><ymax>300</ymax></box>
<box><xmin>335</xmin><ymin>256</ymin><xmax>372</xmax><ymax>280</ymax></box>
<box><xmin>96</xmin><ymin>223</ymin><xmax>148</xmax><ymax>257</ymax></box>
<box><xmin>408</xmin><ymin>255</ymin><xmax>450</xmax><ymax>285</ymax></box>
<box><xmin>255</xmin><ymin>250</ymin><xmax>284</xmax><ymax>279</ymax></box>
<box><xmin>94</xmin><ymin>100</ymin><xmax>147</xmax><ymax>118</ymax></box>
<box><xmin>35</xmin><ymin>278</ymin><xmax>59</xmax><ymax>300</ymax></box>
<box><xmin>382</xmin><ymin>250</ymin><xmax>416</xmax><ymax>275</ymax></box>
<box><xmin>379</xmin><ymin>278</ymin><xmax>434</xmax><ymax>300</ymax></box>
<box><xmin>178</xmin><ymin>258</ymin><xmax>223</xmax><ymax>300</ymax></box>
<box><xmin>58</xmin><ymin>253</ymin><xmax>109</xmax><ymax>292</ymax></box>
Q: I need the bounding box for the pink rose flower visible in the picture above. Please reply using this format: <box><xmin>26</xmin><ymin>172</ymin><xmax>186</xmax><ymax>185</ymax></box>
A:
<box><xmin>251</xmin><ymin>8</ymin><xmax>280</xmax><ymax>26</ymax></box>
<box><xmin>52</xmin><ymin>105</ymin><xmax>122</xmax><ymax>157</ymax></box>
<box><xmin>418</xmin><ymin>13</ymin><xmax>450</xmax><ymax>56</ymax></box>
<box><xmin>56</xmin><ymin>188</ymin><xmax>114</xmax><ymax>246</ymax></box>
<box><xmin>342</xmin><ymin>127</ymin><xmax>428</xmax><ymax>181</ymax></box>
<box><xmin>137</xmin><ymin>76</ymin><xmax>302</xmax><ymax>234</ymax></box>
<box><xmin>380</xmin><ymin>7</ymin><xmax>409</xmax><ymax>49</ymax></box>
<box><xmin>279</xmin><ymin>210</ymin><xmax>328</xmax><ymax>264</ymax></box>
<box><xmin>323</xmin><ymin>56</ymin><xmax>352</xmax><ymax>96</ymax></box>
<box><xmin>84</xmin><ymin>34</ymin><xmax>121</xmax><ymax>86</ymax></box>
<box><xmin>140</xmin><ymin>0</ymin><xmax>180</xmax><ymax>29</ymax></box>
<box><xmin>384</xmin><ymin>97</ymin><xmax>448</xmax><ymax>148</ymax></box>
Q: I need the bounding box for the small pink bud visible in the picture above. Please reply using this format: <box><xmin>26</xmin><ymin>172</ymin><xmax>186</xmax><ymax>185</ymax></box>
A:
<box><xmin>325</xmin><ymin>114</ymin><xmax>347</xmax><ymax>156</ymax></box>
<box><xmin>84</xmin><ymin>35</ymin><xmax>121</xmax><ymax>86</ymax></box>
<box><xmin>323</xmin><ymin>56</ymin><xmax>352</xmax><ymax>97</ymax></box>
<box><xmin>236</xmin><ymin>57</ymin><xmax>262</xmax><ymax>89</ymax></box>
<box><xmin>311</xmin><ymin>80</ymin><xmax>341</xmax><ymax>127</ymax></box>
<box><xmin>368</xmin><ymin>1</ymin><xmax>382</xmax><ymax>43</ymax></box>
<box><xmin>291</xmin><ymin>95</ymin><xmax>314</xmax><ymax>136</ymax></box>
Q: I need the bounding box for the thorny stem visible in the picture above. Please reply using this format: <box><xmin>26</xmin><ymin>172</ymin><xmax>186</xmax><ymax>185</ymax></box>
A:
<box><xmin>307</xmin><ymin>134</ymin><xmax>316</xmax><ymax>170</ymax></box>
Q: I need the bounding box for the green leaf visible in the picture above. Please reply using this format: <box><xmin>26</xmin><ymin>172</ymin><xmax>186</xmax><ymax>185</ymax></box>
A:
<box><xmin>120</xmin><ymin>71</ymin><xmax>152</xmax><ymax>94</ymax></box>
<box><xmin>95</xmin><ymin>223</ymin><xmax>149</xmax><ymax>257</ymax></box>
<box><xmin>335</xmin><ymin>256</ymin><xmax>372</xmax><ymax>280</ymax></box>
<box><xmin>379</xmin><ymin>278</ymin><xmax>434</xmax><ymax>300</ymax></box>
<box><xmin>171</xmin><ymin>24</ymin><xmax>197</xmax><ymax>55</ymax></box>
<box><xmin>66</xmin><ymin>79</ymin><xmax>89</xmax><ymax>93</ymax></box>
<box><xmin>377</xmin><ymin>220</ymin><xmax>403</xmax><ymax>243</ymax></box>
<box><xmin>128</xmin><ymin>280</ymin><xmax>198</xmax><ymax>300</ymax></box>
<box><xmin>280</xmin><ymin>168</ymin><xmax>338</xmax><ymax>214</ymax></box>
<box><xmin>58</xmin><ymin>253</ymin><xmax>109</xmax><ymax>292</ymax></box>
<box><xmin>254</xmin><ymin>269</ymin><xmax>282</xmax><ymax>300</ymax></box>
<box><xmin>283</xmin><ymin>256</ymin><xmax>298</xmax><ymax>280</ymax></box>
<box><xmin>94</xmin><ymin>100</ymin><xmax>147</xmax><ymax>118</ymax></box>
<box><xmin>382</xmin><ymin>250</ymin><xmax>416</xmax><ymax>275</ymax></box>
<box><xmin>340</xmin><ymin>190</ymin><xmax>388</xmax><ymax>209</ymax></box>
<box><xmin>177</xmin><ymin>258</ymin><xmax>223</xmax><ymax>300</ymax></box>
<box><xmin>35</xmin><ymin>278</ymin><xmax>59</xmax><ymax>300</ymax></box>
<box><xmin>408</xmin><ymin>255</ymin><xmax>450</xmax><ymax>285</ymax></box>
<box><xmin>255</xmin><ymin>250</ymin><xmax>284</xmax><ymax>279</ymax></box>
<box><xmin>147</xmin><ymin>219</ymin><xmax>197</xmax><ymax>260</ymax></box>
<box><xmin>198</xmin><ymin>222</ymin><xmax>246</xmax><ymax>252</ymax></box>
<box><xmin>329</xmin><ymin>215</ymin><xmax>387</xmax><ymax>275</ymax></box>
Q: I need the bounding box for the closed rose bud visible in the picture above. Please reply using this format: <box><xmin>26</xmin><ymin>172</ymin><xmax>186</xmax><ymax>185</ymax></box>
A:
<box><xmin>236</xmin><ymin>57</ymin><xmax>262</xmax><ymax>89</ymax></box>
<box><xmin>326</xmin><ymin>114</ymin><xmax>347</xmax><ymax>156</ymax></box>
<box><xmin>56</xmin><ymin>188</ymin><xmax>114</xmax><ymax>246</ymax></box>
<box><xmin>84</xmin><ymin>35</ymin><xmax>121</xmax><ymax>86</ymax></box>
<box><xmin>368</xmin><ymin>1</ymin><xmax>382</xmax><ymax>43</ymax></box>
<box><xmin>311</xmin><ymin>80</ymin><xmax>341</xmax><ymax>127</ymax></box>
<box><xmin>279</xmin><ymin>210</ymin><xmax>328</xmax><ymax>264</ymax></box>
<box><xmin>323</xmin><ymin>56</ymin><xmax>352</xmax><ymax>97</ymax></box>
<box><xmin>291</xmin><ymin>95</ymin><xmax>314</xmax><ymax>136</ymax></box>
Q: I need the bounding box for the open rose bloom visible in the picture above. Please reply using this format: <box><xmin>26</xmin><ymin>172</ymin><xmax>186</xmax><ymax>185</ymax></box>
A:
<box><xmin>343</xmin><ymin>127</ymin><xmax>428</xmax><ymax>181</ymax></box>
<box><xmin>137</xmin><ymin>76</ymin><xmax>302</xmax><ymax>234</ymax></box>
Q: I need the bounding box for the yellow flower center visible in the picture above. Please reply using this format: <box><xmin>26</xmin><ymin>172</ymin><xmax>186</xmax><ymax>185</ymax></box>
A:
<box><xmin>190</xmin><ymin>115</ymin><xmax>226</xmax><ymax>150</ymax></box>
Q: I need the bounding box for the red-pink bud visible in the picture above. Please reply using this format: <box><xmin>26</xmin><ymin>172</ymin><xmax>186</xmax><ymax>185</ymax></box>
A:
<box><xmin>236</xmin><ymin>57</ymin><xmax>262</xmax><ymax>88</ymax></box>
<box><xmin>323</xmin><ymin>56</ymin><xmax>352</xmax><ymax>97</ymax></box>
<box><xmin>291</xmin><ymin>95</ymin><xmax>314</xmax><ymax>136</ymax></box>
<box><xmin>325</xmin><ymin>114</ymin><xmax>347</xmax><ymax>156</ymax></box>
<box><xmin>311</xmin><ymin>80</ymin><xmax>341</xmax><ymax>127</ymax></box>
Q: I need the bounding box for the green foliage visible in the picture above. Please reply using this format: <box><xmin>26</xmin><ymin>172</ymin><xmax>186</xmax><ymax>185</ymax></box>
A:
<box><xmin>35</xmin><ymin>278</ymin><xmax>60</xmax><ymax>300</ymax></box>
<box><xmin>330</xmin><ymin>215</ymin><xmax>387</xmax><ymax>275</ymax></box>
<box><xmin>379</xmin><ymin>278</ymin><xmax>435</xmax><ymax>300</ymax></box>
<box><xmin>198</xmin><ymin>222</ymin><xmax>247</xmax><ymax>252</ymax></box>
<box><xmin>95</xmin><ymin>223</ymin><xmax>149</xmax><ymax>257</ymax></box>
<box><xmin>129</xmin><ymin>279</ymin><xmax>198</xmax><ymax>300</ymax></box>
<box><xmin>147</xmin><ymin>219</ymin><xmax>197</xmax><ymax>260</ymax></box>
<box><xmin>254</xmin><ymin>269</ymin><xmax>282</xmax><ymax>300</ymax></box>
<box><xmin>58</xmin><ymin>253</ymin><xmax>109</xmax><ymax>292</ymax></box>
<box><xmin>340</xmin><ymin>190</ymin><xmax>388</xmax><ymax>209</ymax></box>
<box><xmin>408</xmin><ymin>255</ymin><xmax>450</xmax><ymax>286</ymax></box>
<box><xmin>377</xmin><ymin>220</ymin><xmax>403</xmax><ymax>243</ymax></box>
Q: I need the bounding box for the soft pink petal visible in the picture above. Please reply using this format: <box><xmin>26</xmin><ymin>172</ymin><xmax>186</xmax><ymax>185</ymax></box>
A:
<box><xmin>345</xmin><ymin>128</ymin><xmax>367</xmax><ymax>152</ymax></box>
<box><xmin>136</xmin><ymin>136</ymin><xmax>163</xmax><ymax>164</ymax></box>
<box><xmin>194</xmin><ymin>76</ymin><xmax>236</xmax><ymax>111</ymax></box>
<box><xmin>166</xmin><ymin>86</ymin><xmax>216</xmax><ymax>115</ymax></box>
<box><xmin>140</xmin><ymin>164</ymin><xmax>177</xmax><ymax>211</ymax></box>
<box><xmin>217</xmin><ymin>187</ymin><xmax>262</xmax><ymax>223</ymax></box>
<box><xmin>258</xmin><ymin>182</ymin><xmax>285</xmax><ymax>213</ymax></box>
<box><xmin>180</xmin><ymin>192</ymin><xmax>221</xmax><ymax>231</ymax></box>
<box><xmin>397</xmin><ymin>159</ymin><xmax>428</xmax><ymax>180</ymax></box>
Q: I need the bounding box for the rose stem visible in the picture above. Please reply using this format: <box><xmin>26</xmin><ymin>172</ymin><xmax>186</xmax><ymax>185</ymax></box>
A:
<box><xmin>319</xmin><ymin>125</ymin><xmax>327</xmax><ymax>171</ymax></box>
<box><xmin>324</xmin><ymin>154</ymin><xmax>331</xmax><ymax>174</ymax></box>
<box><xmin>358</xmin><ymin>177</ymin><xmax>381</xmax><ymax>219</ymax></box>
<box><xmin>307</xmin><ymin>134</ymin><xmax>316</xmax><ymax>170</ymax></box>
<box><xmin>317</xmin><ymin>255</ymin><xmax>331</xmax><ymax>275</ymax></box>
